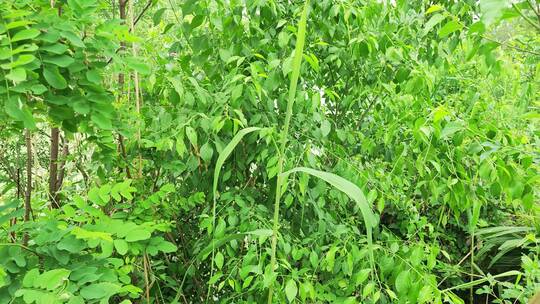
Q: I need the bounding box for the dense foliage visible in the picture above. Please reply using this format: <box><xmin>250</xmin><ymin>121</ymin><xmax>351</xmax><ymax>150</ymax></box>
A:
<box><xmin>0</xmin><ymin>0</ymin><xmax>539</xmax><ymax>303</ymax></box>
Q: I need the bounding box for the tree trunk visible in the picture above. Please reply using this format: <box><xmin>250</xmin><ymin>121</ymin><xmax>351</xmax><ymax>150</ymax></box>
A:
<box><xmin>117</xmin><ymin>0</ymin><xmax>132</xmax><ymax>179</ymax></box>
<box><xmin>49</xmin><ymin>127</ymin><xmax>60</xmax><ymax>208</ymax></box>
<box><xmin>23</xmin><ymin>129</ymin><xmax>33</xmax><ymax>245</ymax></box>
<box><xmin>56</xmin><ymin>139</ymin><xmax>68</xmax><ymax>193</ymax></box>
<box><xmin>118</xmin><ymin>0</ymin><xmax>127</xmax><ymax>87</ymax></box>
<box><xmin>48</xmin><ymin>4</ymin><xmax>63</xmax><ymax>208</ymax></box>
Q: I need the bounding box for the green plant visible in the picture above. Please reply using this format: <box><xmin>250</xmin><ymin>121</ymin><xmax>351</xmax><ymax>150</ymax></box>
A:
<box><xmin>0</xmin><ymin>0</ymin><xmax>539</xmax><ymax>303</ymax></box>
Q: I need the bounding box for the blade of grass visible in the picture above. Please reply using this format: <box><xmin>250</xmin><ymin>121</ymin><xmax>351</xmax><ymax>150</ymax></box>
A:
<box><xmin>282</xmin><ymin>167</ymin><xmax>377</xmax><ymax>270</ymax></box>
<box><xmin>268</xmin><ymin>1</ymin><xmax>310</xmax><ymax>303</ymax></box>
<box><xmin>442</xmin><ymin>270</ymin><xmax>521</xmax><ymax>292</ymax></box>
<box><xmin>207</xmin><ymin>126</ymin><xmax>260</xmax><ymax>301</ymax></box>
<box><xmin>199</xmin><ymin>229</ymin><xmax>273</xmax><ymax>261</ymax></box>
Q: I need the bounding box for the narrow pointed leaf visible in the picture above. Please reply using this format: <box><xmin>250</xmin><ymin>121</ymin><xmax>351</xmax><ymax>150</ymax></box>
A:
<box><xmin>282</xmin><ymin>167</ymin><xmax>377</xmax><ymax>269</ymax></box>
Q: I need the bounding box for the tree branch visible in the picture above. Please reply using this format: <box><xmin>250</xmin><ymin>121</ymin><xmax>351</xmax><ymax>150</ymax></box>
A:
<box><xmin>107</xmin><ymin>0</ymin><xmax>153</xmax><ymax>65</ymax></box>
<box><xmin>512</xmin><ymin>3</ymin><xmax>540</xmax><ymax>32</ymax></box>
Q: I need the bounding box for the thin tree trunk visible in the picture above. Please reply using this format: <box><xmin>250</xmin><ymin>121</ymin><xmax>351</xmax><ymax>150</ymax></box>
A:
<box><xmin>117</xmin><ymin>0</ymin><xmax>132</xmax><ymax>179</ymax></box>
<box><xmin>118</xmin><ymin>0</ymin><xmax>127</xmax><ymax>87</ymax></box>
<box><xmin>129</xmin><ymin>0</ymin><xmax>143</xmax><ymax>178</ymax></box>
<box><xmin>49</xmin><ymin>127</ymin><xmax>60</xmax><ymax>208</ymax></box>
<box><xmin>16</xmin><ymin>168</ymin><xmax>21</xmax><ymax>199</ymax></box>
<box><xmin>49</xmin><ymin>2</ymin><xmax>62</xmax><ymax>208</ymax></box>
<box><xmin>23</xmin><ymin>129</ymin><xmax>33</xmax><ymax>245</ymax></box>
<box><xmin>11</xmin><ymin>167</ymin><xmax>20</xmax><ymax>242</ymax></box>
<box><xmin>55</xmin><ymin>139</ymin><xmax>68</xmax><ymax>194</ymax></box>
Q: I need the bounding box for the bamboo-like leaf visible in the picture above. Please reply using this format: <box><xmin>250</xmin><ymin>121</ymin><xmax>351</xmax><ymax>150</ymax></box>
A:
<box><xmin>212</xmin><ymin>127</ymin><xmax>261</xmax><ymax>209</ymax></box>
<box><xmin>475</xmin><ymin>226</ymin><xmax>533</xmax><ymax>237</ymax></box>
<box><xmin>198</xmin><ymin>233</ymin><xmax>244</xmax><ymax>261</ymax></box>
<box><xmin>282</xmin><ymin>167</ymin><xmax>377</xmax><ymax>269</ymax></box>
<box><xmin>442</xmin><ymin>270</ymin><xmax>521</xmax><ymax>292</ymax></box>
<box><xmin>198</xmin><ymin>228</ymin><xmax>272</xmax><ymax>261</ymax></box>
<box><xmin>207</xmin><ymin>126</ymin><xmax>260</xmax><ymax>298</ymax></box>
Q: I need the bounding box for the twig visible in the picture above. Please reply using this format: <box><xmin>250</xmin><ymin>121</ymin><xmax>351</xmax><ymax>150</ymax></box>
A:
<box><xmin>357</xmin><ymin>95</ymin><xmax>377</xmax><ymax>129</ymax></box>
<box><xmin>143</xmin><ymin>253</ymin><xmax>150</xmax><ymax>303</ymax></box>
<box><xmin>0</xmin><ymin>243</ymin><xmax>39</xmax><ymax>256</ymax></box>
<box><xmin>526</xmin><ymin>0</ymin><xmax>540</xmax><ymax>25</ymax></box>
<box><xmin>107</xmin><ymin>0</ymin><xmax>153</xmax><ymax>64</ymax></box>
<box><xmin>512</xmin><ymin>3</ymin><xmax>540</xmax><ymax>32</ymax></box>
<box><xmin>23</xmin><ymin>129</ymin><xmax>32</xmax><ymax>245</ymax></box>
<box><xmin>481</xmin><ymin>35</ymin><xmax>540</xmax><ymax>56</ymax></box>
<box><xmin>134</xmin><ymin>0</ymin><xmax>152</xmax><ymax>26</ymax></box>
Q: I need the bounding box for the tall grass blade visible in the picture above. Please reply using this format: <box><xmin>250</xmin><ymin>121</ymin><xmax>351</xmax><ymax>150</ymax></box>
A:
<box><xmin>268</xmin><ymin>1</ymin><xmax>310</xmax><ymax>302</ymax></box>
<box><xmin>442</xmin><ymin>270</ymin><xmax>521</xmax><ymax>292</ymax></box>
<box><xmin>282</xmin><ymin>167</ymin><xmax>377</xmax><ymax>269</ymax></box>
<box><xmin>207</xmin><ymin>126</ymin><xmax>260</xmax><ymax>300</ymax></box>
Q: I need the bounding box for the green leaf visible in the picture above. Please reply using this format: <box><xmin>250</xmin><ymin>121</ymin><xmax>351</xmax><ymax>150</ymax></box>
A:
<box><xmin>424</xmin><ymin>14</ymin><xmax>446</xmax><ymax>34</ymax></box>
<box><xmin>91</xmin><ymin>113</ymin><xmax>112</xmax><ymax>130</ymax></box>
<box><xmin>72</xmin><ymin>99</ymin><xmax>90</xmax><ymax>114</ymax></box>
<box><xmin>426</xmin><ymin>5</ymin><xmax>443</xmax><ymax>14</ymax></box>
<box><xmin>40</xmin><ymin>43</ymin><xmax>69</xmax><ymax>54</ymax></box>
<box><xmin>4</xmin><ymin>97</ymin><xmax>35</xmax><ymax>129</ymax></box>
<box><xmin>156</xmin><ymin>240</ymin><xmax>177</xmax><ymax>253</ymax></box>
<box><xmin>200</xmin><ymin>142</ymin><xmax>214</xmax><ymax>163</ymax></box>
<box><xmin>125</xmin><ymin>57</ymin><xmax>151</xmax><ymax>75</ymax></box>
<box><xmin>5</xmin><ymin>97</ymin><xmax>24</xmax><ymax>120</ymax></box>
<box><xmin>354</xmin><ymin>269</ymin><xmax>371</xmax><ymax>286</ymax></box>
<box><xmin>153</xmin><ymin>8</ymin><xmax>167</xmax><ymax>25</ymax></box>
<box><xmin>31</xmin><ymin>84</ymin><xmax>47</xmax><ymax>94</ymax></box>
<box><xmin>278</xmin><ymin>31</ymin><xmax>290</xmax><ymax>48</ymax></box>
<box><xmin>245</xmin><ymin>229</ymin><xmax>273</xmax><ymax>237</ymax></box>
<box><xmin>418</xmin><ymin>285</ymin><xmax>433</xmax><ymax>303</ymax></box>
<box><xmin>309</xmin><ymin>251</ymin><xmax>318</xmax><ymax>268</ymax></box>
<box><xmin>440</xmin><ymin>121</ymin><xmax>462</xmax><ymax>139</ymax></box>
<box><xmin>480</xmin><ymin>0</ymin><xmax>507</xmax><ymax>24</ymax></box>
<box><xmin>215</xmin><ymin>252</ymin><xmax>224</xmax><ymax>269</ymax></box>
<box><xmin>210</xmin><ymin>127</ymin><xmax>261</xmax><ymax>249</ymax></box>
<box><xmin>38</xmin><ymin>269</ymin><xmax>71</xmax><ymax>290</ymax></box>
<box><xmin>125</xmin><ymin>229</ymin><xmax>151</xmax><ymax>242</ymax></box>
<box><xmin>6</xmin><ymin>68</ymin><xmax>26</xmax><ymax>82</ymax></box>
<box><xmin>185</xmin><ymin>126</ymin><xmax>198</xmax><ymax>147</ymax></box>
<box><xmin>1</xmin><ymin>54</ymin><xmax>36</xmax><ymax>69</ymax></box>
<box><xmin>42</xmin><ymin>55</ymin><xmax>75</xmax><ymax>67</ymax></box>
<box><xmin>11</xmin><ymin>29</ymin><xmax>40</xmax><ymax>42</ymax></box>
<box><xmin>22</xmin><ymin>269</ymin><xmax>40</xmax><ymax>288</ymax></box>
<box><xmin>285</xmin><ymin>279</ymin><xmax>297</xmax><ymax>302</ymax></box>
<box><xmin>395</xmin><ymin>270</ymin><xmax>410</xmax><ymax>295</ymax></box>
<box><xmin>320</xmin><ymin>120</ymin><xmax>331</xmax><ymax>137</ymax></box>
<box><xmin>86</xmin><ymin>69</ymin><xmax>102</xmax><ymax>84</ymax></box>
<box><xmin>282</xmin><ymin>167</ymin><xmax>377</xmax><ymax>269</ymax></box>
<box><xmin>114</xmin><ymin>239</ymin><xmax>128</xmax><ymax>255</ymax></box>
<box><xmin>470</xmin><ymin>200</ymin><xmax>481</xmax><ymax>229</ymax></box>
<box><xmin>6</xmin><ymin>20</ymin><xmax>34</xmax><ymax>30</ymax></box>
<box><xmin>438</xmin><ymin>20</ymin><xmax>463</xmax><ymax>38</ymax></box>
<box><xmin>57</xmin><ymin>236</ymin><xmax>86</xmax><ymax>253</ymax></box>
<box><xmin>197</xmin><ymin>233</ymin><xmax>245</xmax><ymax>260</ymax></box>
<box><xmin>67</xmin><ymin>296</ymin><xmax>85</xmax><ymax>304</ymax></box>
<box><xmin>43</xmin><ymin>66</ymin><xmax>67</xmax><ymax>89</ymax></box>
<box><xmin>0</xmin><ymin>206</ymin><xmax>24</xmax><ymax>226</ymax></box>
<box><xmin>362</xmin><ymin>282</ymin><xmax>375</xmax><ymax>297</ymax></box>
<box><xmin>88</xmin><ymin>187</ymin><xmax>104</xmax><ymax>205</ymax></box>
<box><xmin>61</xmin><ymin>31</ymin><xmax>85</xmax><ymax>47</ymax></box>
<box><xmin>191</xmin><ymin>15</ymin><xmax>205</xmax><ymax>29</ymax></box>
<box><xmin>442</xmin><ymin>270</ymin><xmax>521</xmax><ymax>292</ymax></box>
<box><xmin>80</xmin><ymin>282</ymin><xmax>121</xmax><ymax>300</ymax></box>
<box><xmin>410</xmin><ymin>246</ymin><xmax>423</xmax><ymax>267</ymax></box>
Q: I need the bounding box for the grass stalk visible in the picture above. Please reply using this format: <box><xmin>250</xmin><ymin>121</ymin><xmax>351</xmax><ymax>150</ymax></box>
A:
<box><xmin>267</xmin><ymin>1</ymin><xmax>310</xmax><ymax>302</ymax></box>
